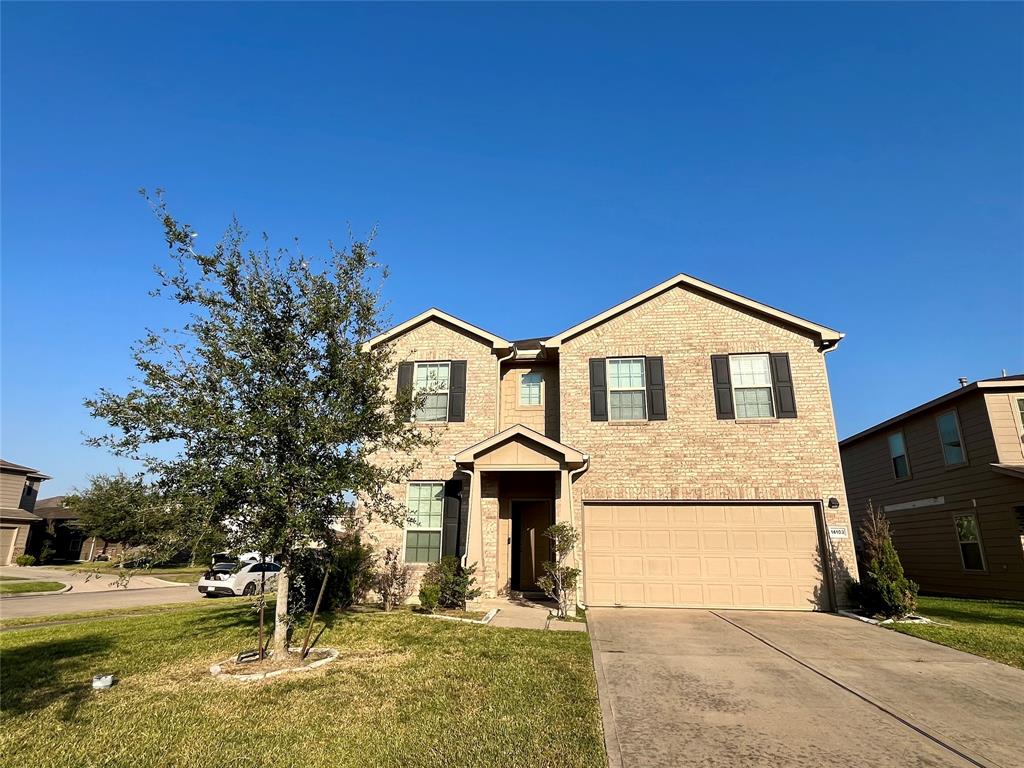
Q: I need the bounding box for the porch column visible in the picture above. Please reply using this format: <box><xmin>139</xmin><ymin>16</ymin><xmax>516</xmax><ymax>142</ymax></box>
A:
<box><xmin>557</xmin><ymin>468</ymin><xmax>571</xmax><ymax>524</ymax></box>
<box><xmin>465</xmin><ymin>467</ymin><xmax>483</xmax><ymax>570</ymax></box>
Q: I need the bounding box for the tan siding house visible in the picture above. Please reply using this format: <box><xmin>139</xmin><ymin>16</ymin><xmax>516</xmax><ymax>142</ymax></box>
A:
<box><xmin>840</xmin><ymin>377</ymin><xmax>1024</xmax><ymax>600</ymax></box>
<box><xmin>363</xmin><ymin>274</ymin><xmax>858</xmax><ymax>611</ymax></box>
<box><xmin>0</xmin><ymin>459</ymin><xmax>51</xmax><ymax>564</ymax></box>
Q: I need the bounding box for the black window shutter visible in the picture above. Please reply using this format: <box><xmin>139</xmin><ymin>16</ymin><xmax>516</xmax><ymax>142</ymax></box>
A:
<box><xmin>448</xmin><ymin>361</ymin><xmax>467</xmax><ymax>422</ymax></box>
<box><xmin>769</xmin><ymin>353</ymin><xmax>797</xmax><ymax>418</ymax></box>
<box><xmin>396</xmin><ymin>362</ymin><xmax>414</xmax><ymax>422</ymax></box>
<box><xmin>710</xmin><ymin>355</ymin><xmax>735</xmax><ymax>420</ymax></box>
<box><xmin>441</xmin><ymin>479</ymin><xmax>465</xmax><ymax>558</ymax></box>
<box><xmin>589</xmin><ymin>358</ymin><xmax>608</xmax><ymax>421</ymax></box>
<box><xmin>645</xmin><ymin>357</ymin><xmax>667</xmax><ymax>420</ymax></box>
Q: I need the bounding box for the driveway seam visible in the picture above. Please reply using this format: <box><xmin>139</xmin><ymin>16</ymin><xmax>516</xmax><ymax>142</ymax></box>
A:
<box><xmin>587</xmin><ymin>617</ymin><xmax>624</xmax><ymax>768</ymax></box>
<box><xmin>710</xmin><ymin>611</ymin><xmax>995</xmax><ymax>768</ymax></box>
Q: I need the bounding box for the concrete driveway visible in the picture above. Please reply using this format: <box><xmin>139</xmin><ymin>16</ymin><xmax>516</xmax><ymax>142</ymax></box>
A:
<box><xmin>588</xmin><ymin>609</ymin><xmax>1024</xmax><ymax>768</ymax></box>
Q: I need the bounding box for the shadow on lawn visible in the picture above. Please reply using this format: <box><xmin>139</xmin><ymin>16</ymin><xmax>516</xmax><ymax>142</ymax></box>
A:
<box><xmin>1</xmin><ymin>634</ymin><xmax>113</xmax><ymax>720</ymax></box>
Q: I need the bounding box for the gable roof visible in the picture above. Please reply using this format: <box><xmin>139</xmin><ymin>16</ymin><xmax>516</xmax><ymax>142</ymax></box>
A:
<box><xmin>839</xmin><ymin>375</ymin><xmax>1024</xmax><ymax>447</ymax></box>
<box><xmin>0</xmin><ymin>459</ymin><xmax>52</xmax><ymax>480</ymax></box>
<box><xmin>451</xmin><ymin>424</ymin><xmax>587</xmax><ymax>465</ymax></box>
<box><xmin>363</xmin><ymin>308</ymin><xmax>511</xmax><ymax>351</ymax></box>
<box><xmin>542</xmin><ymin>273</ymin><xmax>844</xmax><ymax>349</ymax></box>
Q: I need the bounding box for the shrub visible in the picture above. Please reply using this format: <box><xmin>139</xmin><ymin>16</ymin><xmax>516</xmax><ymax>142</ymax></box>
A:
<box><xmin>14</xmin><ymin>554</ymin><xmax>36</xmax><ymax>567</ymax></box>
<box><xmin>376</xmin><ymin>547</ymin><xmax>412</xmax><ymax>611</ymax></box>
<box><xmin>536</xmin><ymin>522</ymin><xmax>581</xmax><ymax>619</ymax></box>
<box><xmin>421</xmin><ymin>555</ymin><xmax>481</xmax><ymax>610</ymax></box>
<box><xmin>418</xmin><ymin>582</ymin><xmax>441</xmax><ymax>613</ymax></box>
<box><xmin>851</xmin><ymin>502</ymin><xmax>919</xmax><ymax>619</ymax></box>
<box><xmin>288</xmin><ymin>535</ymin><xmax>377</xmax><ymax>613</ymax></box>
<box><xmin>38</xmin><ymin>538</ymin><xmax>56</xmax><ymax>565</ymax></box>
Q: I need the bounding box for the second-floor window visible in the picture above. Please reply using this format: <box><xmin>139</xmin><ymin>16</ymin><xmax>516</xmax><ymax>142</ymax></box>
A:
<box><xmin>520</xmin><ymin>372</ymin><xmax>543</xmax><ymax>406</ymax></box>
<box><xmin>936</xmin><ymin>409</ymin><xmax>967</xmax><ymax>466</ymax></box>
<box><xmin>888</xmin><ymin>431</ymin><xmax>911</xmax><ymax>479</ymax></box>
<box><xmin>729</xmin><ymin>354</ymin><xmax>775</xmax><ymax>419</ymax></box>
<box><xmin>414</xmin><ymin>362</ymin><xmax>450</xmax><ymax>422</ymax></box>
<box><xmin>954</xmin><ymin>514</ymin><xmax>985</xmax><ymax>571</ymax></box>
<box><xmin>608</xmin><ymin>358</ymin><xmax>647</xmax><ymax>420</ymax></box>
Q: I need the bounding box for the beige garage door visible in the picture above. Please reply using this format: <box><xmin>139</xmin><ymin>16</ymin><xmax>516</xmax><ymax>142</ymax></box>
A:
<box><xmin>583</xmin><ymin>502</ymin><xmax>827</xmax><ymax>610</ymax></box>
<box><xmin>1</xmin><ymin>526</ymin><xmax>17</xmax><ymax>565</ymax></box>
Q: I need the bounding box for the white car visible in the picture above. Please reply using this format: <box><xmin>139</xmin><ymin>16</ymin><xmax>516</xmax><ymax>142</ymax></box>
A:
<box><xmin>198</xmin><ymin>561</ymin><xmax>281</xmax><ymax>597</ymax></box>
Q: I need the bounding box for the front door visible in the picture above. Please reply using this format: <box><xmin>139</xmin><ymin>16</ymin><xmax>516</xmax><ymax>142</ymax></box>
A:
<box><xmin>512</xmin><ymin>501</ymin><xmax>554</xmax><ymax>592</ymax></box>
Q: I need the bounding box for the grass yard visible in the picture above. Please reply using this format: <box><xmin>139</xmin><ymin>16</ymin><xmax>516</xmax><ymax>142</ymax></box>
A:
<box><xmin>0</xmin><ymin>601</ymin><xmax>606</xmax><ymax>768</ymax></box>
<box><xmin>0</xmin><ymin>580</ymin><xmax>66</xmax><ymax>594</ymax></box>
<box><xmin>890</xmin><ymin>595</ymin><xmax>1024</xmax><ymax>670</ymax></box>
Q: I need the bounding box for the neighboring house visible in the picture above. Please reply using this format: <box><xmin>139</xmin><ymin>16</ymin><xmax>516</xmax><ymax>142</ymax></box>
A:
<box><xmin>0</xmin><ymin>459</ymin><xmax>51</xmax><ymax>564</ymax></box>
<box><xmin>840</xmin><ymin>376</ymin><xmax>1024</xmax><ymax>601</ymax></box>
<box><xmin>32</xmin><ymin>496</ymin><xmax>122</xmax><ymax>563</ymax></box>
<box><xmin>362</xmin><ymin>273</ymin><xmax>857</xmax><ymax>611</ymax></box>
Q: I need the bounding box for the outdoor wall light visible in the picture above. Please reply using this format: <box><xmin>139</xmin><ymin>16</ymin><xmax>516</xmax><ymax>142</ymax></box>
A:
<box><xmin>827</xmin><ymin>497</ymin><xmax>840</xmax><ymax>509</ymax></box>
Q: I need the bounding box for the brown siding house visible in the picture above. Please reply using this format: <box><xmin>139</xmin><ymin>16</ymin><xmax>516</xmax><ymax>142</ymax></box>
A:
<box><xmin>840</xmin><ymin>377</ymin><xmax>1024</xmax><ymax>600</ymax></box>
<box><xmin>0</xmin><ymin>459</ymin><xmax>51</xmax><ymax>564</ymax></box>
<box><xmin>362</xmin><ymin>274</ymin><xmax>858</xmax><ymax>611</ymax></box>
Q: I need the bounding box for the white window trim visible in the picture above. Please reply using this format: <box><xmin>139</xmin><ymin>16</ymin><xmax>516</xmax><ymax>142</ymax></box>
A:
<box><xmin>954</xmin><ymin>513</ymin><xmax>986</xmax><ymax>572</ymax></box>
<box><xmin>936</xmin><ymin>408</ymin><xmax>968</xmax><ymax>467</ymax></box>
<box><xmin>888</xmin><ymin>430</ymin><xmax>911</xmax><ymax>481</ymax></box>
<box><xmin>412</xmin><ymin>361</ymin><xmax>451</xmax><ymax>423</ymax></box>
<box><xmin>729</xmin><ymin>353</ymin><xmax>776</xmax><ymax>420</ymax></box>
<box><xmin>403</xmin><ymin>482</ymin><xmax>444</xmax><ymax>564</ymax></box>
<box><xmin>606</xmin><ymin>357</ymin><xmax>647</xmax><ymax>421</ymax></box>
<box><xmin>1015</xmin><ymin>397</ymin><xmax>1024</xmax><ymax>435</ymax></box>
<box><xmin>519</xmin><ymin>372</ymin><xmax>543</xmax><ymax>407</ymax></box>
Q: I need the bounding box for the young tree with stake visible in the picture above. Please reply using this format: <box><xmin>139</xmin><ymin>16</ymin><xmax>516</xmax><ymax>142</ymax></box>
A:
<box><xmin>86</xmin><ymin>191</ymin><xmax>432</xmax><ymax>654</ymax></box>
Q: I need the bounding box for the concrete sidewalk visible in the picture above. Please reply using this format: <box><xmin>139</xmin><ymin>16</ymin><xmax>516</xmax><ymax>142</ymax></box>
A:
<box><xmin>0</xmin><ymin>565</ymin><xmax>188</xmax><ymax>592</ymax></box>
<box><xmin>480</xmin><ymin>598</ymin><xmax>588</xmax><ymax>632</ymax></box>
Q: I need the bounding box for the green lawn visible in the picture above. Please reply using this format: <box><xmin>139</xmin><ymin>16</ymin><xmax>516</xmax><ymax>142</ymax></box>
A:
<box><xmin>0</xmin><ymin>602</ymin><xmax>605</xmax><ymax>768</ymax></box>
<box><xmin>0</xmin><ymin>580</ymin><xmax>66</xmax><ymax>595</ymax></box>
<box><xmin>890</xmin><ymin>595</ymin><xmax>1024</xmax><ymax>670</ymax></box>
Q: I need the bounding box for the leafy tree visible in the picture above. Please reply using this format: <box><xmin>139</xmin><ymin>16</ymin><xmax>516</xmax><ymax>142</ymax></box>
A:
<box><xmin>536</xmin><ymin>522</ymin><xmax>581</xmax><ymax>619</ymax></box>
<box><xmin>85</xmin><ymin>191</ymin><xmax>432</xmax><ymax>653</ymax></box>
<box><xmin>64</xmin><ymin>473</ymin><xmax>168</xmax><ymax>556</ymax></box>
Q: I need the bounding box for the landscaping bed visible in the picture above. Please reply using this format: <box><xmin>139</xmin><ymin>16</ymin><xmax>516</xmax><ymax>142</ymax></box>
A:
<box><xmin>888</xmin><ymin>595</ymin><xmax>1024</xmax><ymax>670</ymax></box>
<box><xmin>0</xmin><ymin>601</ymin><xmax>605</xmax><ymax>767</ymax></box>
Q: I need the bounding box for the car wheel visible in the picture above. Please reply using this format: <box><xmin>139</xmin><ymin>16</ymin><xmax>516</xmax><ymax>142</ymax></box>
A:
<box><xmin>242</xmin><ymin>581</ymin><xmax>256</xmax><ymax>596</ymax></box>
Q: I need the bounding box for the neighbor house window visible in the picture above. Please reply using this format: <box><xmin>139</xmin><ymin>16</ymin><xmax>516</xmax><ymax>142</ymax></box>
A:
<box><xmin>936</xmin><ymin>409</ymin><xmax>967</xmax><ymax>466</ymax></box>
<box><xmin>1016</xmin><ymin>398</ymin><xmax>1024</xmax><ymax>432</ymax></box>
<box><xmin>520</xmin><ymin>372</ymin><xmax>543</xmax><ymax>406</ymax></box>
<box><xmin>730</xmin><ymin>354</ymin><xmax>775</xmax><ymax>419</ymax></box>
<box><xmin>888</xmin><ymin>431</ymin><xmax>911</xmax><ymax>480</ymax></box>
<box><xmin>607</xmin><ymin>358</ymin><xmax>647</xmax><ymax>420</ymax></box>
<box><xmin>413</xmin><ymin>362</ymin><xmax>450</xmax><ymax>422</ymax></box>
<box><xmin>954</xmin><ymin>514</ymin><xmax>985</xmax><ymax>571</ymax></box>
<box><xmin>405</xmin><ymin>483</ymin><xmax>444</xmax><ymax>563</ymax></box>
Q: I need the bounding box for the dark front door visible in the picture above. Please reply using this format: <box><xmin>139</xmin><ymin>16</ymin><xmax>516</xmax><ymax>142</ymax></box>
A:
<box><xmin>512</xmin><ymin>500</ymin><xmax>554</xmax><ymax>592</ymax></box>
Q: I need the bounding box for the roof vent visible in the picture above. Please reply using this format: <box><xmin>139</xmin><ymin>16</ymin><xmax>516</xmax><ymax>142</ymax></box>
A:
<box><xmin>958</xmin><ymin>377</ymin><xmax>969</xmax><ymax>388</ymax></box>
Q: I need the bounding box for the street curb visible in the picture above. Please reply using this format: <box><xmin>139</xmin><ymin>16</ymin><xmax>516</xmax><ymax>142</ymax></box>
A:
<box><xmin>0</xmin><ymin>583</ymin><xmax>72</xmax><ymax>598</ymax></box>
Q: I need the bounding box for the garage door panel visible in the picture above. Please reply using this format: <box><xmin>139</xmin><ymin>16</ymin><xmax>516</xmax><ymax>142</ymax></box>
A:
<box><xmin>584</xmin><ymin>502</ymin><xmax>826</xmax><ymax>610</ymax></box>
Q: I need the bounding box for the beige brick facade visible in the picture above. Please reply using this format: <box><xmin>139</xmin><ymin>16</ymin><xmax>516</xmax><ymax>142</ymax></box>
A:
<box><xmin>366</xmin><ymin>279</ymin><xmax>859</xmax><ymax>607</ymax></box>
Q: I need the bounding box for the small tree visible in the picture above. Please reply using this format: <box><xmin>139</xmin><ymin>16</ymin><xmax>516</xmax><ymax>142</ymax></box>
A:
<box><xmin>536</xmin><ymin>522</ymin><xmax>580</xmax><ymax>619</ymax></box>
<box><xmin>85</xmin><ymin>192</ymin><xmax>433</xmax><ymax>654</ymax></box>
<box><xmin>376</xmin><ymin>547</ymin><xmax>413</xmax><ymax>611</ymax></box>
<box><xmin>850</xmin><ymin>501</ymin><xmax>919</xmax><ymax>619</ymax></box>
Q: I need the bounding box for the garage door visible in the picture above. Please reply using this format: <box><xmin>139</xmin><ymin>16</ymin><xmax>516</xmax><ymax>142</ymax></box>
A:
<box><xmin>583</xmin><ymin>503</ymin><xmax>827</xmax><ymax>610</ymax></box>
<box><xmin>1</xmin><ymin>526</ymin><xmax>17</xmax><ymax>565</ymax></box>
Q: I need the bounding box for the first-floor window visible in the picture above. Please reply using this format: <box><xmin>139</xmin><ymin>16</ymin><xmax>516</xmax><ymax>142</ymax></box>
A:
<box><xmin>413</xmin><ymin>362</ymin><xmax>450</xmax><ymax>422</ymax></box>
<box><xmin>405</xmin><ymin>482</ymin><xmax>444</xmax><ymax>563</ymax></box>
<box><xmin>607</xmin><ymin>357</ymin><xmax>647</xmax><ymax>420</ymax></box>
<box><xmin>955</xmin><ymin>514</ymin><xmax>985</xmax><ymax>571</ymax></box>
<box><xmin>730</xmin><ymin>354</ymin><xmax>775</xmax><ymax>419</ymax></box>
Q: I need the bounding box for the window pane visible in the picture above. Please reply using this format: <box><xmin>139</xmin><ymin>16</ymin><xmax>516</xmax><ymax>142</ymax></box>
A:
<box><xmin>892</xmin><ymin>455</ymin><xmax>910</xmax><ymax>479</ymax></box>
<box><xmin>937</xmin><ymin>412</ymin><xmax>965</xmax><ymax>465</ymax></box>
<box><xmin>887</xmin><ymin>432</ymin><xmax>906</xmax><ymax>458</ymax></box>
<box><xmin>729</xmin><ymin>355</ymin><xmax>771</xmax><ymax>388</ymax></box>
<box><xmin>960</xmin><ymin>542</ymin><xmax>984</xmax><ymax>571</ymax></box>
<box><xmin>955</xmin><ymin>515</ymin><xmax>979</xmax><ymax>543</ymax></box>
<box><xmin>405</xmin><ymin>531</ymin><xmax>441</xmax><ymax>563</ymax></box>
<box><xmin>414</xmin><ymin>362</ymin><xmax>450</xmax><ymax>391</ymax></box>
<box><xmin>1017</xmin><ymin>398</ymin><xmax>1024</xmax><ymax>425</ymax></box>
<box><xmin>520</xmin><ymin>373</ymin><xmax>542</xmax><ymax>405</ymax></box>
<box><xmin>734</xmin><ymin>387</ymin><xmax>774</xmax><ymax>418</ymax></box>
<box><xmin>610</xmin><ymin>390</ymin><xmax>647</xmax><ymax>420</ymax></box>
<box><xmin>888</xmin><ymin>433</ymin><xmax>909</xmax><ymax>478</ymax></box>
<box><xmin>409</xmin><ymin>483</ymin><xmax>444</xmax><ymax>528</ymax></box>
<box><xmin>415</xmin><ymin>393</ymin><xmax>449</xmax><ymax>422</ymax></box>
<box><xmin>608</xmin><ymin>358</ymin><xmax>645</xmax><ymax>390</ymax></box>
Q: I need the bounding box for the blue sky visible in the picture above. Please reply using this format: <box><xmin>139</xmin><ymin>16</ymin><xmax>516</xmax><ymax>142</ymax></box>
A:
<box><xmin>2</xmin><ymin>2</ymin><xmax>1022</xmax><ymax>495</ymax></box>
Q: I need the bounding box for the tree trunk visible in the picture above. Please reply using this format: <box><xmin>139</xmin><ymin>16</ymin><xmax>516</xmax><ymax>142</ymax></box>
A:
<box><xmin>273</xmin><ymin>561</ymin><xmax>290</xmax><ymax>655</ymax></box>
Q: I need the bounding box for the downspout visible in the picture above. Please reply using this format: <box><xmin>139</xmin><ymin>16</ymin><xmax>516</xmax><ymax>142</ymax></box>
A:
<box><xmin>453</xmin><ymin>466</ymin><xmax>475</xmax><ymax>568</ymax></box>
<box><xmin>567</xmin><ymin>456</ymin><xmax>590</xmax><ymax>607</ymax></box>
<box><xmin>494</xmin><ymin>346</ymin><xmax>516</xmax><ymax>433</ymax></box>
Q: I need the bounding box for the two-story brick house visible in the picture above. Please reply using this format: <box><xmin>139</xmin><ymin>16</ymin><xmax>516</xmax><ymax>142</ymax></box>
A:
<box><xmin>840</xmin><ymin>376</ymin><xmax>1024</xmax><ymax>601</ymax></box>
<box><xmin>363</xmin><ymin>274</ymin><xmax>858</xmax><ymax>611</ymax></box>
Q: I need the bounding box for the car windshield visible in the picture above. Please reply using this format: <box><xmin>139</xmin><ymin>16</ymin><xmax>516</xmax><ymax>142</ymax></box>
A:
<box><xmin>212</xmin><ymin>563</ymin><xmax>236</xmax><ymax>572</ymax></box>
